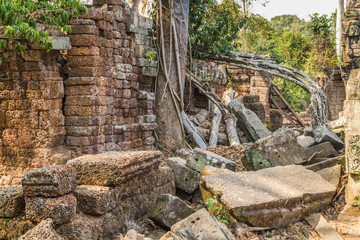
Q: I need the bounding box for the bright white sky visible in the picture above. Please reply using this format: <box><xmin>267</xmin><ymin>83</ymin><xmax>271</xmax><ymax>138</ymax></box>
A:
<box><xmin>252</xmin><ymin>0</ymin><xmax>341</xmax><ymax>20</ymax></box>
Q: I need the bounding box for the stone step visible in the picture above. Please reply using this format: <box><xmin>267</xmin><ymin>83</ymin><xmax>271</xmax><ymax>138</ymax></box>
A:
<box><xmin>200</xmin><ymin>165</ymin><xmax>336</xmax><ymax>228</ymax></box>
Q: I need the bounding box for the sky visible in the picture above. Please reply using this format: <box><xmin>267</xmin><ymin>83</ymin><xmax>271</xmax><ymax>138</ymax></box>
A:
<box><xmin>251</xmin><ymin>0</ymin><xmax>340</xmax><ymax>20</ymax></box>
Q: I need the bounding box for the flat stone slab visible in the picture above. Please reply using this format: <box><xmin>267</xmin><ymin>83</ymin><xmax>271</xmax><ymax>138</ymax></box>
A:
<box><xmin>243</xmin><ymin>129</ymin><xmax>307</xmax><ymax>171</ymax></box>
<box><xmin>200</xmin><ymin>165</ymin><xmax>336</xmax><ymax>228</ymax></box>
<box><xmin>67</xmin><ymin>151</ymin><xmax>162</xmax><ymax>186</ymax></box>
<box><xmin>0</xmin><ymin>186</ymin><xmax>24</xmax><ymax>218</ymax></box>
<box><xmin>22</xmin><ymin>165</ymin><xmax>77</xmax><ymax>197</ymax></box>
<box><xmin>19</xmin><ymin>219</ymin><xmax>64</xmax><ymax>240</ymax></box>
<box><xmin>305</xmin><ymin>142</ymin><xmax>338</xmax><ymax>159</ymax></box>
<box><xmin>316</xmin><ymin>165</ymin><xmax>342</xmax><ymax>187</ymax></box>
<box><xmin>306</xmin><ymin>213</ymin><xmax>343</xmax><ymax>240</ymax></box>
<box><xmin>187</xmin><ymin>148</ymin><xmax>236</xmax><ymax>173</ymax></box>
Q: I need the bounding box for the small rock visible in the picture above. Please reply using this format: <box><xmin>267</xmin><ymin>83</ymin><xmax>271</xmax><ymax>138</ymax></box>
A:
<box><xmin>167</xmin><ymin>157</ymin><xmax>199</xmax><ymax>194</ymax></box>
<box><xmin>297</xmin><ymin>135</ymin><xmax>315</xmax><ymax>148</ymax></box>
<box><xmin>19</xmin><ymin>219</ymin><xmax>64</xmax><ymax>240</ymax></box>
<box><xmin>303</xmin><ymin>126</ymin><xmax>315</xmax><ymax>137</ymax></box>
<box><xmin>164</xmin><ymin>208</ymin><xmax>236</xmax><ymax>240</ymax></box>
<box><xmin>22</xmin><ymin>165</ymin><xmax>77</xmax><ymax>197</ymax></box>
<box><xmin>314</xmin><ymin>126</ymin><xmax>345</xmax><ymax>150</ymax></box>
<box><xmin>123</xmin><ymin>229</ymin><xmax>146</xmax><ymax>240</ymax></box>
<box><xmin>25</xmin><ymin>193</ymin><xmax>77</xmax><ymax>224</ymax></box>
<box><xmin>316</xmin><ymin>165</ymin><xmax>342</xmax><ymax>187</ymax></box>
<box><xmin>149</xmin><ymin>194</ymin><xmax>195</xmax><ymax>228</ymax></box>
<box><xmin>75</xmin><ymin>185</ymin><xmax>116</xmax><ymax>215</ymax></box>
<box><xmin>186</xmin><ymin>148</ymin><xmax>236</xmax><ymax>173</ymax></box>
<box><xmin>0</xmin><ymin>186</ymin><xmax>24</xmax><ymax>218</ymax></box>
<box><xmin>195</xmin><ymin>109</ymin><xmax>210</xmax><ymax>123</ymax></box>
<box><xmin>175</xmin><ymin>149</ymin><xmax>189</xmax><ymax>158</ymax></box>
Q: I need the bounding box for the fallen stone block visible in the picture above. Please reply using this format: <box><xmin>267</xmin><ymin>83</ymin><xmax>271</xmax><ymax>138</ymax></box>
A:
<box><xmin>19</xmin><ymin>219</ymin><xmax>64</xmax><ymax>240</ymax></box>
<box><xmin>228</xmin><ymin>98</ymin><xmax>271</xmax><ymax>141</ymax></box>
<box><xmin>25</xmin><ymin>193</ymin><xmax>77</xmax><ymax>224</ymax></box>
<box><xmin>306</xmin><ymin>156</ymin><xmax>343</xmax><ymax>172</ymax></box>
<box><xmin>22</xmin><ymin>165</ymin><xmax>77</xmax><ymax>197</ymax></box>
<box><xmin>75</xmin><ymin>185</ymin><xmax>116</xmax><ymax>216</ymax></box>
<box><xmin>305</xmin><ymin>213</ymin><xmax>343</xmax><ymax>240</ymax></box>
<box><xmin>162</xmin><ymin>208</ymin><xmax>236</xmax><ymax>240</ymax></box>
<box><xmin>150</xmin><ymin>194</ymin><xmax>195</xmax><ymax>228</ymax></box>
<box><xmin>303</xmin><ymin>126</ymin><xmax>315</xmax><ymax>137</ymax></box>
<box><xmin>243</xmin><ymin>129</ymin><xmax>307</xmax><ymax>171</ymax></box>
<box><xmin>187</xmin><ymin>148</ymin><xmax>236</xmax><ymax>173</ymax></box>
<box><xmin>0</xmin><ymin>186</ymin><xmax>24</xmax><ymax>218</ymax></box>
<box><xmin>297</xmin><ymin>135</ymin><xmax>315</xmax><ymax>148</ymax></box>
<box><xmin>316</xmin><ymin>165</ymin><xmax>342</xmax><ymax>187</ymax></box>
<box><xmin>314</xmin><ymin>126</ymin><xmax>345</xmax><ymax>151</ymax></box>
<box><xmin>67</xmin><ymin>151</ymin><xmax>162</xmax><ymax>186</ymax></box>
<box><xmin>345</xmin><ymin>174</ymin><xmax>360</xmax><ymax>204</ymax></box>
<box><xmin>167</xmin><ymin>157</ymin><xmax>199</xmax><ymax>194</ymax></box>
<box><xmin>305</xmin><ymin>142</ymin><xmax>338</xmax><ymax>160</ymax></box>
<box><xmin>200</xmin><ymin>165</ymin><xmax>336</xmax><ymax>228</ymax></box>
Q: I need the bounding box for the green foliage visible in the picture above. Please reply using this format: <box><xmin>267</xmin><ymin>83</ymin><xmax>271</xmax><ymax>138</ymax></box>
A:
<box><xmin>189</xmin><ymin>0</ymin><xmax>244</xmax><ymax>58</ymax></box>
<box><xmin>352</xmin><ymin>195</ymin><xmax>360</xmax><ymax>208</ymax></box>
<box><xmin>0</xmin><ymin>0</ymin><xmax>88</xmax><ymax>62</ymax></box>
<box><xmin>145</xmin><ymin>50</ymin><xmax>157</xmax><ymax>62</ymax></box>
<box><xmin>1</xmin><ymin>218</ymin><xmax>8</xmax><ymax>227</ymax></box>
<box><xmin>206</xmin><ymin>195</ymin><xmax>230</xmax><ymax>226</ymax></box>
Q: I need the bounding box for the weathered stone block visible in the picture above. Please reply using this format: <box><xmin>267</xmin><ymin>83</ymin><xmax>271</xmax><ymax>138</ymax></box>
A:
<box><xmin>22</xmin><ymin>165</ymin><xmax>77</xmax><ymax>197</ymax></box>
<box><xmin>314</xmin><ymin>126</ymin><xmax>345</xmax><ymax>151</ymax></box>
<box><xmin>0</xmin><ymin>186</ymin><xmax>24</xmax><ymax>218</ymax></box>
<box><xmin>19</xmin><ymin>219</ymin><xmax>64</xmax><ymax>240</ymax></box>
<box><xmin>305</xmin><ymin>142</ymin><xmax>338</xmax><ymax>159</ymax></box>
<box><xmin>200</xmin><ymin>165</ymin><xmax>336</xmax><ymax>228</ymax></box>
<box><xmin>75</xmin><ymin>185</ymin><xmax>115</xmax><ymax>216</ymax></box>
<box><xmin>187</xmin><ymin>148</ymin><xmax>236</xmax><ymax>173</ymax></box>
<box><xmin>67</xmin><ymin>151</ymin><xmax>162</xmax><ymax>186</ymax></box>
<box><xmin>25</xmin><ymin>193</ymin><xmax>77</xmax><ymax>224</ymax></box>
<box><xmin>297</xmin><ymin>135</ymin><xmax>315</xmax><ymax>148</ymax></box>
<box><xmin>150</xmin><ymin>194</ymin><xmax>195</xmax><ymax>228</ymax></box>
<box><xmin>167</xmin><ymin>157</ymin><xmax>200</xmax><ymax>194</ymax></box>
<box><xmin>244</xmin><ymin>129</ymin><xmax>307</xmax><ymax>171</ymax></box>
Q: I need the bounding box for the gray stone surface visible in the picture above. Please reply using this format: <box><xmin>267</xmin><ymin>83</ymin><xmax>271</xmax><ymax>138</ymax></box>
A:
<box><xmin>25</xmin><ymin>193</ymin><xmax>77</xmax><ymax>224</ymax></box>
<box><xmin>150</xmin><ymin>194</ymin><xmax>195</xmax><ymax>228</ymax></box>
<box><xmin>164</xmin><ymin>208</ymin><xmax>236</xmax><ymax>240</ymax></box>
<box><xmin>314</xmin><ymin>126</ymin><xmax>345</xmax><ymax>150</ymax></box>
<box><xmin>228</xmin><ymin>98</ymin><xmax>271</xmax><ymax>141</ymax></box>
<box><xmin>67</xmin><ymin>151</ymin><xmax>162</xmax><ymax>186</ymax></box>
<box><xmin>305</xmin><ymin>142</ymin><xmax>339</xmax><ymax>159</ymax></box>
<box><xmin>243</xmin><ymin>129</ymin><xmax>307</xmax><ymax>171</ymax></box>
<box><xmin>22</xmin><ymin>165</ymin><xmax>77</xmax><ymax>197</ymax></box>
<box><xmin>75</xmin><ymin>185</ymin><xmax>116</xmax><ymax>216</ymax></box>
<box><xmin>303</xmin><ymin>126</ymin><xmax>315</xmax><ymax>137</ymax></box>
<box><xmin>167</xmin><ymin>157</ymin><xmax>200</xmax><ymax>194</ymax></box>
<box><xmin>297</xmin><ymin>135</ymin><xmax>315</xmax><ymax>148</ymax></box>
<box><xmin>19</xmin><ymin>219</ymin><xmax>64</xmax><ymax>240</ymax></box>
<box><xmin>187</xmin><ymin>148</ymin><xmax>236</xmax><ymax>172</ymax></box>
<box><xmin>52</xmin><ymin>37</ymin><xmax>72</xmax><ymax>50</ymax></box>
<box><xmin>200</xmin><ymin>165</ymin><xmax>336</xmax><ymax>228</ymax></box>
<box><xmin>316</xmin><ymin>165</ymin><xmax>342</xmax><ymax>187</ymax></box>
<box><xmin>0</xmin><ymin>186</ymin><xmax>24</xmax><ymax>218</ymax></box>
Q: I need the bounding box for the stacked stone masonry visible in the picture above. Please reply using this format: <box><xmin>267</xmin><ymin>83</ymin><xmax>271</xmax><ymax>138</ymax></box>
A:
<box><xmin>0</xmin><ymin>0</ymin><xmax>158</xmax><ymax>185</ymax></box>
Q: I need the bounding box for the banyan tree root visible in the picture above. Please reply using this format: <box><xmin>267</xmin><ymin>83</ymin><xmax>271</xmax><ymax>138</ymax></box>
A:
<box><xmin>182</xmin><ymin>111</ymin><xmax>207</xmax><ymax>149</ymax></box>
<box><xmin>225</xmin><ymin>117</ymin><xmax>241</xmax><ymax>147</ymax></box>
<box><xmin>208</xmin><ymin>105</ymin><xmax>222</xmax><ymax>148</ymax></box>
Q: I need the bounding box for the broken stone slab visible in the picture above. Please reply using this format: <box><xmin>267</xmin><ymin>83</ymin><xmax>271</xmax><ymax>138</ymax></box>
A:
<box><xmin>0</xmin><ymin>186</ymin><xmax>24</xmax><ymax>218</ymax></box>
<box><xmin>75</xmin><ymin>185</ymin><xmax>116</xmax><ymax>216</ymax></box>
<box><xmin>162</xmin><ymin>208</ymin><xmax>236</xmax><ymax>240</ymax></box>
<box><xmin>25</xmin><ymin>193</ymin><xmax>77</xmax><ymax>224</ymax></box>
<box><xmin>187</xmin><ymin>148</ymin><xmax>236</xmax><ymax>173</ymax></box>
<box><xmin>316</xmin><ymin>165</ymin><xmax>342</xmax><ymax>187</ymax></box>
<box><xmin>243</xmin><ymin>129</ymin><xmax>307</xmax><ymax>171</ymax></box>
<box><xmin>149</xmin><ymin>194</ymin><xmax>195</xmax><ymax>229</ymax></box>
<box><xmin>167</xmin><ymin>157</ymin><xmax>200</xmax><ymax>194</ymax></box>
<box><xmin>22</xmin><ymin>165</ymin><xmax>77</xmax><ymax>197</ymax></box>
<box><xmin>228</xmin><ymin>98</ymin><xmax>271</xmax><ymax>141</ymax></box>
<box><xmin>200</xmin><ymin>165</ymin><xmax>336</xmax><ymax>228</ymax></box>
<box><xmin>306</xmin><ymin>156</ymin><xmax>343</xmax><ymax>172</ymax></box>
<box><xmin>305</xmin><ymin>142</ymin><xmax>339</xmax><ymax>160</ymax></box>
<box><xmin>297</xmin><ymin>135</ymin><xmax>315</xmax><ymax>148</ymax></box>
<box><xmin>19</xmin><ymin>219</ymin><xmax>64</xmax><ymax>240</ymax></box>
<box><xmin>305</xmin><ymin>213</ymin><xmax>343</xmax><ymax>240</ymax></box>
<box><xmin>67</xmin><ymin>151</ymin><xmax>162</xmax><ymax>186</ymax></box>
<box><xmin>314</xmin><ymin>126</ymin><xmax>345</xmax><ymax>151</ymax></box>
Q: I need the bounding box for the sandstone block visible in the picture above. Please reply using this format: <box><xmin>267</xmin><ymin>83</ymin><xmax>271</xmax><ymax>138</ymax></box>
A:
<box><xmin>314</xmin><ymin>126</ymin><xmax>345</xmax><ymax>151</ymax></box>
<box><xmin>297</xmin><ymin>135</ymin><xmax>315</xmax><ymax>148</ymax></box>
<box><xmin>187</xmin><ymin>148</ymin><xmax>236</xmax><ymax>173</ymax></box>
<box><xmin>200</xmin><ymin>165</ymin><xmax>336</xmax><ymax>228</ymax></box>
<box><xmin>316</xmin><ymin>165</ymin><xmax>342</xmax><ymax>187</ymax></box>
<box><xmin>19</xmin><ymin>219</ymin><xmax>64</xmax><ymax>240</ymax></box>
<box><xmin>150</xmin><ymin>194</ymin><xmax>195</xmax><ymax>228</ymax></box>
<box><xmin>167</xmin><ymin>157</ymin><xmax>199</xmax><ymax>194</ymax></box>
<box><xmin>305</xmin><ymin>142</ymin><xmax>338</xmax><ymax>159</ymax></box>
<box><xmin>22</xmin><ymin>165</ymin><xmax>77</xmax><ymax>197</ymax></box>
<box><xmin>67</xmin><ymin>151</ymin><xmax>162</xmax><ymax>186</ymax></box>
<box><xmin>0</xmin><ymin>186</ymin><xmax>24</xmax><ymax>218</ymax></box>
<box><xmin>25</xmin><ymin>193</ymin><xmax>77</xmax><ymax>224</ymax></box>
<box><xmin>75</xmin><ymin>185</ymin><xmax>115</xmax><ymax>215</ymax></box>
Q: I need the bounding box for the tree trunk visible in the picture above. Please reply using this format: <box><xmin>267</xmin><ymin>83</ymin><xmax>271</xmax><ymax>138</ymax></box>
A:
<box><xmin>225</xmin><ymin>117</ymin><xmax>241</xmax><ymax>147</ymax></box>
<box><xmin>208</xmin><ymin>105</ymin><xmax>222</xmax><ymax>148</ymax></box>
<box><xmin>182</xmin><ymin>112</ymin><xmax>207</xmax><ymax>149</ymax></box>
<box><xmin>336</xmin><ymin>0</ymin><xmax>344</xmax><ymax>60</ymax></box>
<box><xmin>155</xmin><ymin>0</ymin><xmax>190</xmax><ymax>149</ymax></box>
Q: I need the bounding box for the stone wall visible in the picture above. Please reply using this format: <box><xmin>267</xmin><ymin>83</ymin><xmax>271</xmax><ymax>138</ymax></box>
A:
<box><xmin>0</xmin><ymin>0</ymin><xmax>158</xmax><ymax>185</ymax></box>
